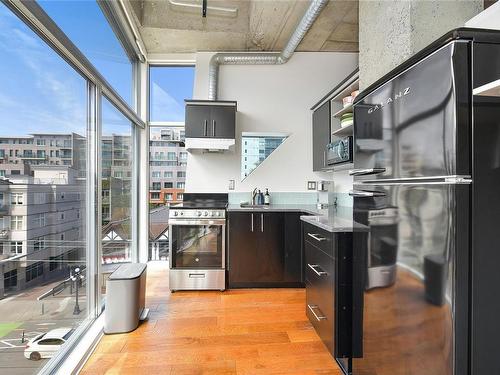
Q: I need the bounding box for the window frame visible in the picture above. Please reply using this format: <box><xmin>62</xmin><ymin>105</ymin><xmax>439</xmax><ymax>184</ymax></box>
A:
<box><xmin>11</xmin><ymin>216</ymin><xmax>23</xmax><ymax>230</ymax></box>
<box><xmin>11</xmin><ymin>192</ymin><xmax>23</xmax><ymax>205</ymax></box>
<box><xmin>0</xmin><ymin>1</ymin><xmax>147</xmax><ymax>374</ymax></box>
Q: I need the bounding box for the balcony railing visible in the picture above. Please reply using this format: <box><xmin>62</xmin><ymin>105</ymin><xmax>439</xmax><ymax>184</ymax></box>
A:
<box><xmin>20</xmin><ymin>154</ymin><xmax>47</xmax><ymax>160</ymax></box>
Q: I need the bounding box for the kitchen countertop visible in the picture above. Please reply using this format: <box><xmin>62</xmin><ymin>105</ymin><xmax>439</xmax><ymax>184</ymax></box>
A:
<box><xmin>227</xmin><ymin>203</ymin><xmax>323</xmax><ymax>215</ymax></box>
<box><xmin>227</xmin><ymin>203</ymin><xmax>359</xmax><ymax>233</ymax></box>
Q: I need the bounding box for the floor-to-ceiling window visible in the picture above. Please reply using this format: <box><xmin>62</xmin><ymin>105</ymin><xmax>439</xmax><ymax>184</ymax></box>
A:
<box><xmin>101</xmin><ymin>97</ymin><xmax>133</xmax><ymax>271</ymax></box>
<box><xmin>0</xmin><ymin>3</ymin><xmax>88</xmax><ymax>372</ymax></box>
<box><xmin>148</xmin><ymin>66</ymin><xmax>194</xmax><ymax>260</ymax></box>
<box><xmin>39</xmin><ymin>0</ymin><xmax>134</xmax><ymax>105</ymax></box>
<box><xmin>0</xmin><ymin>0</ymin><xmax>144</xmax><ymax>373</ymax></box>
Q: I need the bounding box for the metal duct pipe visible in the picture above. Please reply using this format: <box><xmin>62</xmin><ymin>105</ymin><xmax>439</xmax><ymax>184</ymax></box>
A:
<box><xmin>208</xmin><ymin>0</ymin><xmax>328</xmax><ymax>100</ymax></box>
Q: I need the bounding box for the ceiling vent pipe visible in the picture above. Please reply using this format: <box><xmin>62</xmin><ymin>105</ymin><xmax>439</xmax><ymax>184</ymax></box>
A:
<box><xmin>207</xmin><ymin>0</ymin><xmax>328</xmax><ymax>100</ymax></box>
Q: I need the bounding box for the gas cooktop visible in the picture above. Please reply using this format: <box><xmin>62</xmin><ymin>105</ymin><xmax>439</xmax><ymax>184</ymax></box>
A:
<box><xmin>169</xmin><ymin>193</ymin><xmax>228</xmax><ymax>219</ymax></box>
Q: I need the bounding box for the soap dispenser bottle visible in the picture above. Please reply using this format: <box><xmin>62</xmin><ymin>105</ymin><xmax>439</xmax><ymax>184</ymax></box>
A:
<box><xmin>257</xmin><ymin>190</ymin><xmax>264</xmax><ymax>205</ymax></box>
<box><xmin>264</xmin><ymin>188</ymin><xmax>270</xmax><ymax>205</ymax></box>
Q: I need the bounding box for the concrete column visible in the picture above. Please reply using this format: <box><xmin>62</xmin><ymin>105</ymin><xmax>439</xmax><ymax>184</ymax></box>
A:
<box><xmin>359</xmin><ymin>0</ymin><xmax>483</xmax><ymax>89</ymax></box>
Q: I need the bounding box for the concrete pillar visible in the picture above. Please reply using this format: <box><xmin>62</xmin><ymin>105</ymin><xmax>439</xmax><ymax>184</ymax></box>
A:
<box><xmin>359</xmin><ymin>0</ymin><xmax>483</xmax><ymax>89</ymax></box>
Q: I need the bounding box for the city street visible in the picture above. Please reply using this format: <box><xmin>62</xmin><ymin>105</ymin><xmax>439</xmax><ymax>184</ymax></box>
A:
<box><xmin>0</xmin><ymin>278</ymin><xmax>86</xmax><ymax>374</ymax></box>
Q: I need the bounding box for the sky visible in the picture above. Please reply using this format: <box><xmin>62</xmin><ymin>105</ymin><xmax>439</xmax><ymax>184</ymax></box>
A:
<box><xmin>150</xmin><ymin>66</ymin><xmax>195</xmax><ymax>122</ymax></box>
<box><xmin>0</xmin><ymin>1</ymin><xmax>194</xmax><ymax>137</ymax></box>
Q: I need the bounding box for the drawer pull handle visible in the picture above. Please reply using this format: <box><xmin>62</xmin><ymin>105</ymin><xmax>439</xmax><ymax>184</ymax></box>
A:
<box><xmin>307</xmin><ymin>233</ymin><xmax>326</xmax><ymax>242</ymax></box>
<box><xmin>189</xmin><ymin>273</ymin><xmax>206</xmax><ymax>278</ymax></box>
<box><xmin>307</xmin><ymin>263</ymin><xmax>327</xmax><ymax>276</ymax></box>
<box><xmin>308</xmin><ymin>304</ymin><xmax>327</xmax><ymax>321</ymax></box>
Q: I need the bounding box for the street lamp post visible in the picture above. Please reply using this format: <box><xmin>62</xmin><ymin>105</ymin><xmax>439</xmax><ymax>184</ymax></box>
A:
<box><xmin>71</xmin><ymin>267</ymin><xmax>83</xmax><ymax>315</ymax></box>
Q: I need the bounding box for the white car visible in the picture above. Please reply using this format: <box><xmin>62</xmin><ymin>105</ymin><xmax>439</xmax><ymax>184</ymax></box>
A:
<box><xmin>24</xmin><ymin>327</ymin><xmax>73</xmax><ymax>361</ymax></box>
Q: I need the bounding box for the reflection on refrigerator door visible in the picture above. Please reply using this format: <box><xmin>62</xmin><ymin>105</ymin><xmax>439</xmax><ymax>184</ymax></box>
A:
<box><xmin>352</xmin><ymin>184</ymin><xmax>455</xmax><ymax>375</ymax></box>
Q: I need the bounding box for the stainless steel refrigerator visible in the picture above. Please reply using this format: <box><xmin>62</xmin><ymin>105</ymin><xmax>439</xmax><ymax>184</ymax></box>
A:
<box><xmin>346</xmin><ymin>29</ymin><xmax>500</xmax><ymax>375</ymax></box>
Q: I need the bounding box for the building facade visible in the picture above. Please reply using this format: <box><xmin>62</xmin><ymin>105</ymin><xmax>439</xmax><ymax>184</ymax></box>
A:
<box><xmin>149</xmin><ymin>128</ymin><xmax>187</xmax><ymax>206</ymax></box>
<box><xmin>0</xmin><ymin>167</ymin><xmax>85</xmax><ymax>298</ymax></box>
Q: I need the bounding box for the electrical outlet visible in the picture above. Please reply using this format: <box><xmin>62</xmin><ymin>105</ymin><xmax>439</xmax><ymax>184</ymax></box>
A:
<box><xmin>307</xmin><ymin>181</ymin><xmax>317</xmax><ymax>190</ymax></box>
<box><xmin>229</xmin><ymin>180</ymin><xmax>235</xmax><ymax>190</ymax></box>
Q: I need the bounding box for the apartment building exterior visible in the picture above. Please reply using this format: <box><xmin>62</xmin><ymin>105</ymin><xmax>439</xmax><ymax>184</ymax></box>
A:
<box><xmin>101</xmin><ymin>134</ymin><xmax>133</xmax><ymax>225</ymax></box>
<box><xmin>0</xmin><ymin>133</ymin><xmax>86</xmax><ymax>179</ymax></box>
<box><xmin>0</xmin><ymin>167</ymin><xmax>85</xmax><ymax>298</ymax></box>
<box><xmin>0</xmin><ymin>132</ymin><xmax>134</xmax><ymax>297</ymax></box>
<box><xmin>149</xmin><ymin>128</ymin><xmax>187</xmax><ymax>206</ymax></box>
<box><xmin>241</xmin><ymin>135</ymin><xmax>286</xmax><ymax>179</ymax></box>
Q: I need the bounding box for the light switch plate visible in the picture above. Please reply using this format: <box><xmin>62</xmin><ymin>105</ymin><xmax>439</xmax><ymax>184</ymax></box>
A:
<box><xmin>229</xmin><ymin>180</ymin><xmax>235</xmax><ymax>190</ymax></box>
<box><xmin>307</xmin><ymin>181</ymin><xmax>317</xmax><ymax>190</ymax></box>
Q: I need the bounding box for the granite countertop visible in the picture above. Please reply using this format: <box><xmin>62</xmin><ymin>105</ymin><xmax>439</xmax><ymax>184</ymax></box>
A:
<box><xmin>227</xmin><ymin>203</ymin><xmax>359</xmax><ymax>233</ymax></box>
<box><xmin>227</xmin><ymin>203</ymin><xmax>323</xmax><ymax>215</ymax></box>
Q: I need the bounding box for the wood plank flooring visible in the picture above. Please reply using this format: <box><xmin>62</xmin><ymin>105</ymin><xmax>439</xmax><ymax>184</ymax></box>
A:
<box><xmin>81</xmin><ymin>262</ymin><xmax>341</xmax><ymax>375</ymax></box>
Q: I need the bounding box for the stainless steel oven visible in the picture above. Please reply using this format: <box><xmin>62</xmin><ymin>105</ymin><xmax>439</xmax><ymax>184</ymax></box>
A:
<box><xmin>169</xmin><ymin>209</ymin><xmax>226</xmax><ymax>291</ymax></box>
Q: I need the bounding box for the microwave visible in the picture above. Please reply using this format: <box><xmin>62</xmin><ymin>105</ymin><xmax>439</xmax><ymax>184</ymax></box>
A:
<box><xmin>326</xmin><ymin>136</ymin><xmax>353</xmax><ymax>166</ymax></box>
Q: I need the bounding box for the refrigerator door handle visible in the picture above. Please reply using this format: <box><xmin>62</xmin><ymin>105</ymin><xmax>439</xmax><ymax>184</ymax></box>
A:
<box><xmin>349</xmin><ymin>168</ymin><xmax>386</xmax><ymax>176</ymax></box>
<box><xmin>349</xmin><ymin>190</ymin><xmax>386</xmax><ymax>197</ymax></box>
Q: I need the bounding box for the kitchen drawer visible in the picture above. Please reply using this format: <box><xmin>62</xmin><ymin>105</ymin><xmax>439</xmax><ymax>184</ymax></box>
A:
<box><xmin>306</xmin><ymin>278</ymin><xmax>333</xmax><ymax>353</ymax></box>
<box><xmin>303</xmin><ymin>222</ymin><xmax>334</xmax><ymax>257</ymax></box>
<box><xmin>305</xmin><ymin>241</ymin><xmax>334</xmax><ymax>317</ymax></box>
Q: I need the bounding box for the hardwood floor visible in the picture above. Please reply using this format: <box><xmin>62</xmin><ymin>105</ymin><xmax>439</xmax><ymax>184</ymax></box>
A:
<box><xmin>81</xmin><ymin>262</ymin><xmax>342</xmax><ymax>375</ymax></box>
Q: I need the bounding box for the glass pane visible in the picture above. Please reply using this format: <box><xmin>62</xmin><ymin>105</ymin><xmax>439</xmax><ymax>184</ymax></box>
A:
<box><xmin>149</xmin><ymin>66</ymin><xmax>195</xmax><ymax>122</ymax></box>
<box><xmin>39</xmin><ymin>0</ymin><xmax>133</xmax><ymax>105</ymax></box>
<box><xmin>171</xmin><ymin>225</ymin><xmax>223</xmax><ymax>268</ymax></box>
<box><xmin>0</xmin><ymin>3</ymin><xmax>88</xmax><ymax>372</ymax></box>
<box><xmin>101</xmin><ymin>98</ymin><xmax>133</xmax><ymax>286</ymax></box>
<box><xmin>149</xmin><ymin>127</ymin><xmax>186</xmax><ymax>261</ymax></box>
<box><xmin>241</xmin><ymin>133</ymin><xmax>288</xmax><ymax>180</ymax></box>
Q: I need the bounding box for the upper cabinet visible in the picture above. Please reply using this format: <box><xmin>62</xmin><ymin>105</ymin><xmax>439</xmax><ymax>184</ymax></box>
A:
<box><xmin>185</xmin><ymin>100</ymin><xmax>236</xmax><ymax>139</ymax></box>
<box><xmin>312</xmin><ymin>101</ymin><xmax>331</xmax><ymax>171</ymax></box>
<box><xmin>310</xmin><ymin>70</ymin><xmax>359</xmax><ymax>172</ymax></box>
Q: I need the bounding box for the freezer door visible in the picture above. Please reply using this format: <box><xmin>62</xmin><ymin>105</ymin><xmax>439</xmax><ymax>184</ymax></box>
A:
<box><xmin>350</xmin><ymin>183</ymin><xmax>469</xmax><ymax>375</ymax></box>
<box><xmin>352</xmin><ymin>41</ymin><xmax>471</xmax><ymax>181</ymax></box>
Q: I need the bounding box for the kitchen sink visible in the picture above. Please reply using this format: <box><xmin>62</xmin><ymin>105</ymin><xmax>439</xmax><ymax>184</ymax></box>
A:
<box><xmin>239</xmin><ymin>203</ymin><xmax>270</xmax><ymax>209</ymax></box>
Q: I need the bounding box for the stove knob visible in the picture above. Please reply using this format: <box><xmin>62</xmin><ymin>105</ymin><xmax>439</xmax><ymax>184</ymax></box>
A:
<box><xmin>215</xmin><ymin>212</ymin><xmax>220</xmax><ymax>217</ymax></box>
<box><xmin>197</xmin><ymin>211</ymin><xmax>202</xmax><ymax>217</ymax></box>
<box><xmin>174</xmin><ymin>211</ymin><xmax>178</xmax><ymax>216</ymax></box>
<box><xmin>180</xmin><ymin>211</ymin><xmax>184</xmax><ymax>216</ymax></box>
<box><xmin>203</xmin><ymin>211</ymin><xmax>208</xmax><ymax>217</ymax></box>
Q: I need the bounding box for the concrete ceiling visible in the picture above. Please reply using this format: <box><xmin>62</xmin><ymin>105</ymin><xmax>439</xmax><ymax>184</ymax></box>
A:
<box><xmin>126</xmin><ymin>0</ymin><xmax>359</xmax><ymax>54</ymax></box>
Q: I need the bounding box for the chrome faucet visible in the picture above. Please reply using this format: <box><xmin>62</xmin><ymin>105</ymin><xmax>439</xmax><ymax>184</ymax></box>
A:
<box><xmin>251</xmin><ymin>188</ymin><xmax>258</xmax><ymax>205</ymax></box>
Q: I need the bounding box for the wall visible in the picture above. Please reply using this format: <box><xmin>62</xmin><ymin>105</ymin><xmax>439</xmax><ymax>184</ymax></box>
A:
<box><xmin>185</xmin><ymin>52</ymin><xmax>358</xmax><ymax>194</ymax></box>
<box><xmin>358</xmin><ymin>0</ymin><xmax>483</xmax><ymax>89</ymax></box>
<box><xmin>465</xmin><ymin>1</ymin><xmax>500</xmax><ymax>29</ymax></box>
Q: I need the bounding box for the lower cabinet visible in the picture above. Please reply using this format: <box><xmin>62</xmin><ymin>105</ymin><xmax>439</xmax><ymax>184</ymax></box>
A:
<box><xmin>303</xmin><ymin>222</ymin><xmax>353</xmax><ymax>366</ymax></box>
<box><xmin>228</xmin><ymin>211</ymin><xmax>304</xmax><ymax>288</ymax></box>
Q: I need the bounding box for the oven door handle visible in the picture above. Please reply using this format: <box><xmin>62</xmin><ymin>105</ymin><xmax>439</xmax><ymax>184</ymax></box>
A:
<box><xmin>169</xmin><ymin>219</ymin><xmax>227</xmax><ymax>226</ymax></box>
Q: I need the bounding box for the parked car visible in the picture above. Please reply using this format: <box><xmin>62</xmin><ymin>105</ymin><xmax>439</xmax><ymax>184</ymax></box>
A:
<box><xmin>24</xmin><ymin>328</ymin><xmax>73</xmax><ymax>361</ymax></box>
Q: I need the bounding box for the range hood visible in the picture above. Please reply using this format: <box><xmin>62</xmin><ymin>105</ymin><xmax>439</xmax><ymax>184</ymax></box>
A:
<box><xmin>185</xmin><ymin>137</ymin><xmax>235</xmax><ymax>152</ymax></box>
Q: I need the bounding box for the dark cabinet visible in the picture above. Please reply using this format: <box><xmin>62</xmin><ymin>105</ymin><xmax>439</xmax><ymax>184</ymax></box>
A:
<box><xmin>302</xmin><ymin>222</ymin><xmax>353</xmax><ymax>365</ymax></box>
<box><xmin>258</xmin><ymin>212</ymin><xmax>285</xmax><ymax>283</ymax></box>
<box><xmin>284</xmin><ymin>212</ymin><xmax>303</xmax><ymax>283</ymax></box>
<box><xmin>185</xmin><ymin>105</ymin><xmax>208</xmax><ymax>138</ymax></box>
<box><xmin>185</xmin><ymin>100</ymin><xmax>236</xmax><ymax>139</ymax></box>
<box><xmin>312</xmin><ymin>101</ymin><xmax>330</xmax><ymax>171</ymax></box>
<box><xmin>210</xmin><ymin>105</ymin><xmax>235</xmax><ymax>139</ymax></box>
<box><xmin>228</xmin><ymin>211</ymin><xmax>303</xmax><ymax>288</ymax></box>
<box><xmin>227</xmin><ymin>212</ymin><xmax>259</xmax><ymax>283</ymax></box>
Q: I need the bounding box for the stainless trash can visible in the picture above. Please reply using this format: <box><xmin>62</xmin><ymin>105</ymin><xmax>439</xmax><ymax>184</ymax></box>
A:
<box><xmin>104</xmin><ymin>263</ymin><xmax>149</xmax><ymax>334</ymax></box>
